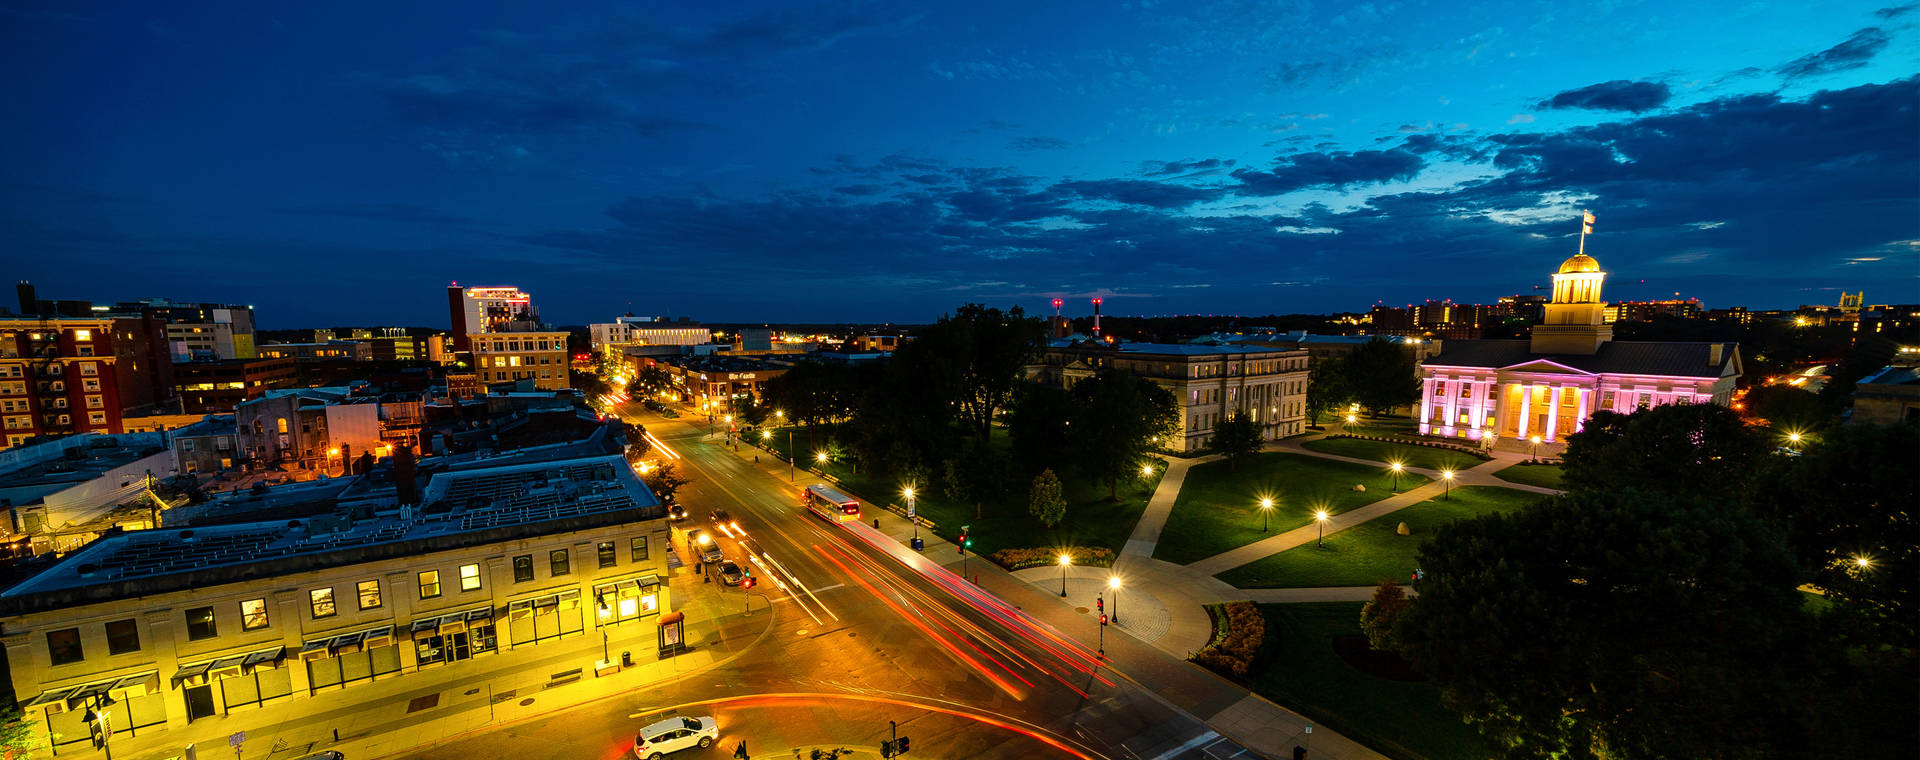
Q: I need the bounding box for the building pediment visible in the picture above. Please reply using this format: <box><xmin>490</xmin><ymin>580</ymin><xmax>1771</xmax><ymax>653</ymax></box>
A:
<box><xmin>1497</xmin><ymin>358</ymin><xmax>1596</xmax><ymax>376</ymax></box>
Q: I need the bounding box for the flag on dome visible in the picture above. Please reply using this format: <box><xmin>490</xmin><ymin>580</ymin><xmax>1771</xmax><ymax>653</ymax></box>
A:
<box><xmin>1581</xmin><ymin>210</ymin><xmax>1595</xmax><ymax>235</ymax></box>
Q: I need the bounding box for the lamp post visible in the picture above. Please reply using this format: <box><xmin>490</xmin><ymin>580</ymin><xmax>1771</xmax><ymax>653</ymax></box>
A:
<box><xmin>1058</xmin><ymin>553</ymin><xmax>1072</xmax><ymax>597</ymax></box>
<box><xmin>1528</xmin><ymin>435</ymin><xmax>1541</xmax><ymax>463</ymax></box>
<box><xmin>904</xmin><ymin>486</ymin><xmax>918</xmax><ymax>540</ymax></box>
<box><xmin>1441</xmin><ymin>469</ymin><xmax>1455</xmax><ymax>500</ymax></box>
<box><xmin>1785</xmin><ymin>431</ymin><xmax>1803</xmax><ymax>452</ymax></box>
<box><xmin>1259</xmin><ymin>497</ymin><xmax>1275</xmax><ymax>532</ymax></box>
<box><xmin>1389</xmin><ymin>461</ymin><xmax>1403</xmax><ymax>493</ymax></box>
<box><xmin>1314</xmin><ymin>510</ymin><xmax>1329</xmax><ymax>547</ymax></box>
<box><xmin>787</xmin><ymin>429</ymin><xmax>795</xmax><ymax>481</ymax></box>
<box><xmin>1108</xmin><ymin>575</ymin><xmax>1122</xmax><ymax>625</ymax></box>
<box><xmin>596</xmin><ymin>596</ymin><xmax>612</xmax><ymax>664</ymax></box>
<box><xmin>82</xmin><ymin>693</ymin><xmax>116</xmax><ymax>760</ymax></box>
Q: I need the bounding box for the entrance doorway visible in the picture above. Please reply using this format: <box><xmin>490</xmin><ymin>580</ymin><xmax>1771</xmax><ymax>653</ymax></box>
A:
<box><xmin>184</xmin><ymin>684</ymin><xmax>216</xmax><ymax>722</ymax></box>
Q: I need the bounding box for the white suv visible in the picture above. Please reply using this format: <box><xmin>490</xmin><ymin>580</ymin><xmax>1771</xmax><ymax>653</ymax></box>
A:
<box><xmin>633</xmin><ymin>716</ymin><xmax>717</xmax><ymax>758</ymax></box>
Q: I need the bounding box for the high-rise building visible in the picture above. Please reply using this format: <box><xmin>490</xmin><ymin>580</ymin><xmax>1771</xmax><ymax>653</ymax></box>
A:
<box><xmin>447</xmin><ymin>284</ymin><xmax>536</xmax><ymax>352</ymax></box>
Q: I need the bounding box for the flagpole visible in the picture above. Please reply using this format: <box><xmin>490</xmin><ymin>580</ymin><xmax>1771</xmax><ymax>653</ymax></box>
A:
<box><xmin>1578</xmin><ymin>210</ymin><xmax>1589</xmax><ymax>258</ymax></box>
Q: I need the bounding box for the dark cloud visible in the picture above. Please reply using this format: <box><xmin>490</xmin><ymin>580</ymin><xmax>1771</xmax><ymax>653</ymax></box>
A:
<box><xmin>1230</xmin><ymin>150</ymin><xmax>1425</xmax><ymax>195</ymax></box>
<box><xmin>1778</xmin><ymin>27</ymin><xmax>1891</xmax><ymax>79</ymax></box>
<box><xmin>1397</xmin><ymin>134</ymin><xmax>1490</xmax><ymax>162</ymax></box>
<box><xmin>1008</xmin><ymin>136</ymin><xmax>1072</xmax><ymax>151</ymax></box>
<box><xmin>1053</xmin><ymin>179</ymin><xmax>1228</xmax><ymax>209</ymax></box>
<box><xmin>1536</xmin><ymin>80</ymin><xmax>1672</xmax><ymax>113</ymax></box>
<box><xmin>1875</xmin><ymin>4</ymin><xmax>1916</xmax><ymax>19</ymax></box>
<box><xmin>280</xmin><ymin>203</ymin><xmax>481</xmax><ymax>226</ymax></box>
<box><xmin>1142</xmin><ymin>158</ymin><xmax>1235</xmax><ymax>177</ymax></box>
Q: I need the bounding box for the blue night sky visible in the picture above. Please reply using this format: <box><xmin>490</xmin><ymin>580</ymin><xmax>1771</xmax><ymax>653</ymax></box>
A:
<box><xmin>3</xmin><ymin>0</ymin><xmax>1916</xmax><ymax>327</ymax></box>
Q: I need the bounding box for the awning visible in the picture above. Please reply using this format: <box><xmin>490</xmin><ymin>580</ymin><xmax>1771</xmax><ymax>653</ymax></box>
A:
<box><xmin>361</xmin><ymin>625</ymin><xmax>395</xmax><ymax>649</ymax></box>
<box><xmin>465</xmin><ymin>607</ymin><xmax>494</xmax><ymax>623</ymax></box>
<box><xmin>410</xmin><ymin>616</ymin><xmax>442</xmax><ymax>637</ymax></box>
<box><xmin>440</xmin><ymin>615</ymin><xmax>466</xmax><ymax>635</ymax></box>
<box><xmin>508</xmin><ymin>599</ymin><xmax>532</xmax><ymax>621</ymax></box>
<box><xmin>557</xmin><ymin>589</ymin><xmax>581</xmax><ymax>610</ymax></box>
<box><xmin>207</xmin><ymin>655</ymin><xmax>247</xmax><ymax>680</ymax></box>
<box><xmin>66</xmin><ymin>681</ymin><xmax>111</xmax><ymax>703</ymax></box>
<box><xmin>24</xmin><ymin>685</ymin><xmax>78</xmax><ymax>710</ymax></box>
<box><xmin>329</xmin><ymin>631</ymin><xmax>365</xmax><ymax>655</ymax></box>
<box><xmin>242</xmin><ymin>646</ymin><xmax>287</xmax><ymax>671</ymax></box>
<box><xmin>170</xmin><ymin>661</ymin><xmax>212</xmax><ymax>687</ymax></box>
<box><xmin>636</xmin><ymin>573</ymin><xmax>662</xmax><ymax>588</ymax></box>
<box><xmin>110</xmin><ymin>672</ymin><xmax>161</xmax><ymax>698</ymax></box>
<box><xmin>658</xmin><ymin>611</ymin><xmax>684</xmax><ymax>626</ymax></box>
<box><xmin>298</xmin><ymin>639</ymin><xmax>333</xmax><ymax>662</ymax></box>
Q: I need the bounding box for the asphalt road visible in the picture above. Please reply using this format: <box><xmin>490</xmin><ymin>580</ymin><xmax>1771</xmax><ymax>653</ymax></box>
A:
<box><xmin>402</xmin><ymin>408</ymin><xmax>1255</xmax><ymax>760</ymax></box>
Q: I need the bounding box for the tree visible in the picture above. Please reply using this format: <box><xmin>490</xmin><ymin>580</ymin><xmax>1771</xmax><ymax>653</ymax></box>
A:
<box><xmin>914</xmin><ymin>304</ymin><xmax>1046</xmax><ymax>447</ymax></box>
<box><xmin>1305</xmin><ymin>355</ymin><xmax>1352</xmax><ymax>425</ymax></box>
<box><xmin>1560</xmin><ymin>403</ymin><xmax>1773</xmax><ymax>503</ymax></box>
<box><xmin>1028</xmin><ymin>469</ymin><xmax>1067</xmax><ymax>528</ymax></box>
<box><xmin>735</xmin><ymin>391</ymin><xmax>769</xmax><ymax>428</ymax></box>
<box><xmin>634</xmin><ymin>364</ymin><xmax>672</xmax><ymax>396</ymax></box>
<box><xmin>1070</xmin><ymin>369</ymin><xmax>1178</xmax><ymax>500</ymax></box>
<box><xmin>0</xmin><ymin>704</ymin><xmax>44</xmax><ymax>760</ymax></box>
<box><xmin>641</xmin><ymin>461</ymin><xmax>690</xmax><ymax>505</ymax></box>
<box><xmin>1343</xmin><ymin>339</ymin><xmax>1419</xmax><ymax>416</ymax></box>
<box><xmin>1007</xmin><ymin>384</ymin><xmax>1075</xmax><ymax>476</ymax></box>
<box><xmin>1741</xmin><ymin>384</ymin><xmax>1835</xmax><ymax>431</ymax></box>
<box><xmin>1210</xmin><ymin>412</ymin><xmax>1263</xmax><ymax>468</ymax></box>
<box><xmin>942</xmin><ymin>443</ymin><xmax>1012</xmax><ymax>520</ymax></box>
<box><xmin>1359</xmin><ymin>581</ymin><xmax>1411</xmax><ymax>653</ymax></box>
<box><xmin>1399</xmin><ymin>489</ymin><xmax>1822</xmax><ymax>759</ymax></box>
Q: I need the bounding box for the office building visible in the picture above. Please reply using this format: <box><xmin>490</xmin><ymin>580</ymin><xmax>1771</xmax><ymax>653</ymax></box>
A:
<box><xmin>173</xmin><ymin>358</ymin><xmax>297</xmax><ymax>414</ymax></box>
<box><xmin>257</xmin><ymin>341</ymin><xmax>373</xmax><ymax>363</ymax></box>
<box><xmin>447</xmin><ymin>285</ymin><xmax>536</xmax><ymax>353</ymax></box>
<box><xmin>468</xmin><ymin>332</ymin><xmax>569</xmax><ymax>392</ymax></box>
<box><xmin>1033</xmin><ymin>340</ymin><xmax>1309</xmax><ymax>453</ymax></box>
<box><xmin>0</xmin><ymin>317</ymin><xmax>172</xmax><ymax>449</ymax></box>
<box><xmin>588</xmin><ymin>316</ymin><xmax>711</xmax><ymax>354</ymax></box>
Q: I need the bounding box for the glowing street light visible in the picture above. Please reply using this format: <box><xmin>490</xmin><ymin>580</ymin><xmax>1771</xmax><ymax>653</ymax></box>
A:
<box><xmin>1141</xmin><ymin>463</ymin><xmax>1154</xmax><ymax>477</ymax></box>
<box><xmin>1441</xmin><ymin>469</ymin><xmax>1455</xmax><ymax>500</ymax></box>
<box><xmin>1528</xmin><ymin>435</ymin><xmax>1542</xmax><ymax>462</ymax></box>
<box><xmin>903</xmin><ymin>486</ymin><xmax>919</xmax><ymax>540</ymax></box>
<box><xmin>1388</xmin><ymin>461</ymin><xmax>1404</xmax><ymax>493</ymax></box>
<box><xmin>1314</xmin><ymin>509</ymin><xmax>1329</xmax><ymax>547</ymax></box>
<box><xmin>1853</xmin><ymin>554</ymin><xmax>1874</xmax><ymax>572</ymax></box>
<box><xmin>1259</xmin><ymin>497</ymin><xmax>1275</xmax><ymax>532</ymax></box>
<box><xmin>1784</xmin><ymin>431</ymin><xmax>1804</xmax><ymax>452</ymax></box>
<box><xmin>1058</xmin><ymin>553</ymin><xmax>1072</xmax><ymax>597</ymax></box>
<box><xmin>1108</xmin><ymin>575</ymin><xmax>1123</xmax><ymax>624</ymax></box>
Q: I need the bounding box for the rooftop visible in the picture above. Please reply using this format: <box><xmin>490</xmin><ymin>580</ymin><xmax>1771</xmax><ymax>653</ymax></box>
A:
<box><xmin>1427</xmin><ymin>339</ymin><xmax>1739</xmax><ymax>378</ymax></box>
<box><xmin>0</xmin><ymin>441</ymin><xmax>165</xmax><ymax>491</ymax></box>
<box><xmin>1047</xmin><ymin>338</ymin><xmax>1300</xmax><ymax>356</ymax></box>
<box><xmin>0</xmin><ymin>452</ymin><xmax>661</xmax><ymax>609</ymax></box>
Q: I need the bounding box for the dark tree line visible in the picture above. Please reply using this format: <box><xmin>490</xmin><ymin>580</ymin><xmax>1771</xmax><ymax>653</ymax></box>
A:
<box><xmin>1305</xmin><ymin>338</ymin><xmax>1421</xmax><ymax>422</ymax></box>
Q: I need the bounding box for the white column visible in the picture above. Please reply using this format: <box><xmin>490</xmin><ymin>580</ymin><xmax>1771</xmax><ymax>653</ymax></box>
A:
<box><xmin>1468</xmin><ymin>380</ymin><xmax>1488</xmax><ymax>433</ymax></box>
<box><xmin>1442</xmin><ymin>379</ymin><xmax>1460</xmax><ymax>435</ymax></box>
<box><xmin>1516</xmin><ymin>383</ymin><xmax>1532</xmax><ymax>439</ymax></box>
<box><xmin>1544</xmin><ymin>385</ymin><xmax>1563</xmax><ymax>442</ymax></box>
<box><xmin>1418</xmin><ymin>377</ymin><xmax>1437</xmax><ymax>433</ymax></box>
<box><xmin>1574</xmin><ymin>387</ymin><xmax>1590</xmax><ymax>432</ymax></box>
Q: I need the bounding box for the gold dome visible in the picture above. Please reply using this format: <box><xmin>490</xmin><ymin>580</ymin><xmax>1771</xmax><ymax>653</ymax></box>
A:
<box><xmin>1557</xmin><ymin>253</ymin><xmax>1601</xmax><ymax>274</ymax></box>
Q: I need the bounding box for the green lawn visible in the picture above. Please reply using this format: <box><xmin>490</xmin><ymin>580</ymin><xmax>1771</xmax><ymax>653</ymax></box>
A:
<box><xmin>1217</xmin><ymin>486</ymin><xmax>1544</xmax><ymax>588</ymax></box>
<box><xmin>1152</xmin><ymin>453</ymin><xmax>1427</xmax><ymax>565</ymax></box>
<box><xmin>1300</xmin><ymin>437</ymin><xmax>1482</xmax><ymax>474</ymax></box>
<box><xmin>1338</xmin><ymin>413</ymin><xmax>1422</xmax><ymax>440</ymax></box>
<box><xmin>1491</xmin><ymin>462</ymin><xmax>1566</xmax><ymax>490</ymax></box>
<box><xmin>1252</xmin><ymin>603</ymin><xmax>1490</xmax><ymax>760</ymax></box>
<box><xmin>754</xmin><ymin>424</ymin><xmax>1157</xmax><ymax>559</ymax></box>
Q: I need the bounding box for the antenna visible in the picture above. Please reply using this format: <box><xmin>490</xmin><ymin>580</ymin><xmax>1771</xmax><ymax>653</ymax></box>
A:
<box><xmin>1091</xmin><ymin>298</ymin><xmax>1103</xmax><ymax>336</ymax></box>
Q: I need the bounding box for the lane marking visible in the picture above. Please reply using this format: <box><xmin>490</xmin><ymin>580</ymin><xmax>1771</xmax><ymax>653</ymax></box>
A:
<box><xmin>1149</xmin><ymin>730</ymin><xmax>1222</xmax><ymax>760</ymax></box>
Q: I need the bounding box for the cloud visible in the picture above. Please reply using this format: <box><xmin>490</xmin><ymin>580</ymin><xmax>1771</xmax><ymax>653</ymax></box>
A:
<box><xmin>1876</xmin><ymin>4</ymin><xmax>1916</xmax><ymax>19</ymax></box>
<box><xmin>1231</xmin><ymin>150</ymin><xmax>1426</xmax><ymax>195</ymax></box>
<box><xmin>1053</xmin><ymin>179</ymin><xmax>1229</xmax><ymax>209</ymax></box>
<box><xmin>279</xmin><ymin>203</ymin><xmax>482</xmax><ymax>226</ymax></box>
<box><xmin>1777</xmin><ymin>27</ymin><xmax>1891</xmax><ymax>79</ymax></box>
<box><xmin>1142</xmin><ymin>158</ymin><xmax>1236</xmax><ymax>177</ymax></box>
<box><xmin>1536</xmin><ymin>80</ymin><xmax>1672</xmax><ymax>113</ymax></box>
<box><xmin>1507</xmin><ymin>113</ymin><xmax>1536</xmax><ymax>125</ymax></box>
<box><xmin>1008</xmin><ymin>136</ymin><xmax>1072</xmax><ymax>151</ymax></box>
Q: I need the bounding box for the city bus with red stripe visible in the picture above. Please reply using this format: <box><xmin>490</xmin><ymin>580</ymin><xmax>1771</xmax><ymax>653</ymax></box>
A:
<box><xmin>801</xmin><ymin>483</ymin><xmax>861</xmax><ymax>523</ymax></box>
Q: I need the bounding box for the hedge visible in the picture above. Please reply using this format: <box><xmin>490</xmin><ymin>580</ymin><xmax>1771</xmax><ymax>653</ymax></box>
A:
<box><xmin>1191</xmin><ymin>601</ymin><xmax>1265</xmax><ymax>677</ymax></box>
<box><xmin>1325</xmin><ymin>433</ymin><xmax>1494</xmax><ymax>461</ymax></box>
<box><xmin>987</xmin><ymin>546</ymin><xmax>1115</xmax><ymax>571</ymax></box>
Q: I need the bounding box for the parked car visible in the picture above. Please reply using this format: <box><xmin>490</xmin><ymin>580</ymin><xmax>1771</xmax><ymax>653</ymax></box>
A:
<box><xmin>687</xmin><ymin>529</ymin><xmax>723</xmax><ymax>564</ymax></box>
<box><xmin>633</xmin><ymin>716</ymin><xmax>718</xmax><ymax>759</ymax></box>
<box><xmin>666</xmin><ymin>503</ymin><xmax>688</xmax><ymax>521</ymax></box>
<box><xmin>717</xmin><ymin>561</ymin><xmax>743</xmax><ymax>586</ymax></box>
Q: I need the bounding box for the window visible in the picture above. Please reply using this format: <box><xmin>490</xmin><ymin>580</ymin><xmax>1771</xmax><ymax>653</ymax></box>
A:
<box><xmin>106</xmin><ymin>619</ymin><xmax>140</xmax><ymax>655</ymax></box>
<box><xmin>357</xmin><ymin>580</ymin><xmax>382</xmax><ymax>610</ymax></box>
<box><xmin>187</xmin><ymin>606</ymin><xmax>218</xmax><ymax>640</ymax></box>
<box><xmin>89</xmin><ymin>411</ymin><xmax>107</xmax><ymax>425</ymax></box>
<box><xmin>73</xmin><ymin>329</ymin><xmax>91</xmax><ymax>341</ymax></box>
<box><xmin>597</xmin><ymin>541</ymin><xmax>616</xmax><ymax>569</ymax></box>
<box><xmin>630</xmin><ymin>536</ymin><xmax>649</xmax><ymax>562</ymax></box>
<box><xmin>47</xmin><ymin>628</ymin><xmax>83</xmax><ymax>665</ymax></box>
<box><xmin>459</xmin><ymin>563</ymin><xmax>482</xmax><ymax>592</ymax></box>
<box><xmin>550</xmin><ymin>549</ymin><xmax>570</xmax><ymax>576</ymax></box>
<box><xmin>309</xmin><ymin>588</ymin><xmax>336</xmax><ymax>619</ymax></box>
<box><xmin>513</xmin><ymin>555</ymin><xmax>534</xmax><ymax>582</ymax></box>
<box><xmin>241</xmin><ymin>598</ymin><xmax>269</xmax><ymax>630</ymax></box>
<box><xmin>419</xmin><ymin>570</ymin><xmax>441</xmax><ymax>598</ymax></box>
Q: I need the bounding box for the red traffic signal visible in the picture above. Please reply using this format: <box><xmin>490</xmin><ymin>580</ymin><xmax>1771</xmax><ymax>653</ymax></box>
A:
<box><xmin>897</xmin><ymin>736</ymin><xmax>911</xmax><ymax>754</ymax></box>
<box><xmin>1096</xmin><ymin>597</ymin><xmax>1104</xmax><ymax>612</ymax></box>
<box><xmin>1100</xmin><ymin>614</ymin><xmax>1109</xmax><ymax>626</ymax></box>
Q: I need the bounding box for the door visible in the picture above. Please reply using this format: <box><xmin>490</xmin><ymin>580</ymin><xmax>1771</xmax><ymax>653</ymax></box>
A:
<box><xmin>185</xmin><ymin>684</ymin><xmax>217</xmax><ymax>722</ymax></box>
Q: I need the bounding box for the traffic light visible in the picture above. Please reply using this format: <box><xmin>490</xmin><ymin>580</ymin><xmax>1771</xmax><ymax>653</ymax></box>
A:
<box><xmin>957</xmin><ymin>530</ymin><xmax>968</xmax><ymax>555</ymax></box>
<box><xmin>743</xmin><ymin>577</ymin><xmax>756</xmax><ymax>589</ymax></box>
<box><xmin>1096</xmin><ymin>596</ymin><xmax>1104</xmax><ymax>612</ymax></box>
<box><xmin>897</xmin><ymin>736</ymin><xmax>911</xmax><ymax>754</ymax></box>
<box><xmin>881</xmin><ymin>739</ymin><xmax>896</xmax><ymax>758</ymax></box>
<box><xmin>1100</xmin><ymin>613</ymin><xmax>1108</xmax><ymax>626</ymax></box>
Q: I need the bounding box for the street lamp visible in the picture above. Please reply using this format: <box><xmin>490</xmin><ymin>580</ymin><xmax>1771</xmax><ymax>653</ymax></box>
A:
<box><xmin>1108</xmin><ymin>575</ymin><xmax>1122</xmax><ymax>625</ymax></box>
<box><xmin>1853</xmin><ymin>554</ymin><xmax>1874</xmax><ymax>572</ymax></box>
<box><xmin>1141</xmin><ymin>463</ymin><xmax>1154</xmax><ymax>478</ymax></box>
<box><xmin>1258</xmin><ymin>497</ymin><xmax>1275</xmax><ymax>532</ymax></box>
<box><xmin>595</xmin><ymin>596</ymin><xmax>612</xmax><ymax>664</ymax></box>
<box><xmin>1314</xmin><ymin>509</ymin><xmax>1329</xmax><ymax>547</ymax></box>
<box><xmin>1528</xmin><ymin>435</ymin><xmax>1541</xmax><ymax>462</ymax></box>
<box><xmin>82</xmin><ymin>693</ymin><xmax>117</xmax><ymax>759</ymax></box>
<box><xmin>815</xmin><ymin>451</ymin><xmax>828</xmax><ymax>464</ymax></box>
<box><xmin>1441</xmin><ymin>469</ymin><xmax>1455</xmax><ymax>500</ymax></box>
<box><xmin>903</xmin><ymin>486</ymin><xmax>918</xmax><ymax>540</ymax></box>
<box><xmin>1058</xmin><ymin>553</ymin><xmax>1072</xmax><ymax>597</ymax></box>
<box><xmin>1785</xmin><ymin>431</ymin><xmax>1804</xmax><ymax>452</ymax></box>
<box><xmin>1388</xmin><ymin>461</ymin><xmax>1404</xmax><ymax>493</ymax></box>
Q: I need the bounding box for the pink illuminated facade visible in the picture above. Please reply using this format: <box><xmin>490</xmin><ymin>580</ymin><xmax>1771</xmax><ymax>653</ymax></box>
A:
<box><xmin>1415</xmin><ymin>251</ymin><xmax>1740</xmax><ymax>449</ymax></box>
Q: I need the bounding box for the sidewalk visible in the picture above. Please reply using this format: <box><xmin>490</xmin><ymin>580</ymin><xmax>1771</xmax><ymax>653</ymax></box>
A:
<box><xmin>110</xmin><ymin>581</ymin><xmax>771</xmax><ymax>760</ymax></box>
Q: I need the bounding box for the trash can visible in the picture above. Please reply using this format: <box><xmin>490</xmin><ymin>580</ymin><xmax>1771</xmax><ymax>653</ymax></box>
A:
<box><xmin>1293</xmin><ymin>746</ymin><xmax>1307</xmax><ymax>760</ymax></box>
<box><xmin>622</xmin><ymin>650</ymin><xmax>633</xmax><ymax>667</ymax></box>
<box><xmin>911</xmin><ymin>537</ymin><xmax>925</xmax><ymax>551</ymax></box>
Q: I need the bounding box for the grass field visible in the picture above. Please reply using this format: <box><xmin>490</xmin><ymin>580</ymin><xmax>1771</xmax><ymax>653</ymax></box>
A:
<box><xmin>1216</xmin><ymin>487</ymin><xmax>1544</xmax><ymax>588</ymax></box>
<box><xmin>1152</xmin><ymin>453</ymin><xmax>1425</xmax><ymax>565</ymax></box>
<box><xmin>1491</xmin><ymin>461</ymin><xmax>1567</xmax><ymax>490</ymax></box>
<box><xmin>755</xmin><ymin>424</ymin><xmax>1158</xmax><ymax>559</ymax></box>
<box><xmin>1299</xmin><ymin>437</ymin><xmax>1482</xmax><ymax>474</ymax></box>
<box><xmin>1252</xmin><ymin>603</ymin><xmax>1491</xmax><ymax>760</ymax></box>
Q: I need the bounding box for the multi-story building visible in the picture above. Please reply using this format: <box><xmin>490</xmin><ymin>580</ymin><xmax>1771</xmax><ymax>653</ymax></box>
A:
<box><xmin>469</xmin><ymin>331</ymin><xmax>569</xmax><ymax>392</ymax></box>
<box><xmin>1034</xmin><ymin>340</ymin><xmax>1310</xmax><ymax>452</ymax></box>
<box><xmin>1851</xmin><ymin>365</ymin><xmax>1920</xmax><ymax>426</ymax></box>
<box><xmin>650</xmin><ymin>355</ymin><xmax>789</xmax><ymax>413</ymax></box>
<box><xmin>257</xmin><ymin>341</ymin><xmax>372</xmax><ymax>363</ymax></box>
<box><xmin>170</xmin><ymin>415</ymin><xmax>239</xmax><ymax>476</ymax></box>
<box><xmin>0</xmin><ymin>432</ymin><xmax>177</xmax><ymax>553</ymax></box>
<box><xmin>0</xmin><ymin>317</ymin><xmax>174</xmax><ymax>449</ymax></box>
<box><xmin>235</xmin><ymin>389</ymin><xmax>410</xmax><ymax>474</ymax></box>
<box><xmin>173</xmin><ymin>358</ymin><xmax>297</xmax><ymax>414</ymax></box>
<box><xmin>1604</xmin><ymin>298</ymin><xmax>1703</xmax><ymax>322</ymax></box>
<box><xmin>588</xmin><ymin>316</ymin><xmax>711</xmax><ymax>354</ymax></box>
<box><xmin>0</xmin><ymin>450</ymin><xmax>671</xmax><ymax>755</ymax></box>
<box><xmin>447</xmin><ymin>285</ymin><xmax>537</xmax><ymax>352</ymax></box>
<box><xmin>112</xmin><ymin>300</ymin><xmax>258</xmax><ymax>362</ymax></box>
<box><xmin>1416</xmin><ymin>252</ymin><xmax>1741</xmax><ymax>452</ymax></box>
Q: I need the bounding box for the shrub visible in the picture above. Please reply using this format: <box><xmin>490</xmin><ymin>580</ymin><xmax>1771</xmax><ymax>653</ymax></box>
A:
<box><xmin>1191</xmin><ymin>601</ymin><xmax>1265</xmax><ymax>677</ymax></box>
<box><xmin>1360</xmin><ymin>582</ymin><xmax>1411</xmax><ymax>652</ymax></box>
<box><xmin>987</xmin><ymin>546</ymin><xmax>1115</xmax><ymax>570</ymax></box>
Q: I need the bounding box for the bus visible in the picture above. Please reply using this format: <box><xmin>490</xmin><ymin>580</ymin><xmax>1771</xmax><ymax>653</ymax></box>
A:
<box><xmin>801</xmin><ymin>483</ymin><xmax>861</xmax><ymax>523</ymax></box>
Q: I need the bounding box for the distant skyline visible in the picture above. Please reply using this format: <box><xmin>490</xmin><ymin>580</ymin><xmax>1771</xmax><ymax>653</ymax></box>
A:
<box><xmin>3</xmin><ymin>0</ymin><xmax>1915</xmax><ymax>328</ymax></box>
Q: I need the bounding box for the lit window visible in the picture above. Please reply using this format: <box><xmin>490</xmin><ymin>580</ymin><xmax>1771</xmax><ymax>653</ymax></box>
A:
<box><xmin>357</xmin><ymin>579</ymin><xmax>381</xmax><ymax>609</ymax></box>
<box><xmin>241</xmin><ymin>598</ymin><xmax>269</xmax><ymax>630</ymax></box>
<box><xmin>418</xmin><ymin>570</ymin><xmax>441</xmax><ymax>598</ymax></box>
<box><xmin>309</xmin><ymin>588</ymin><xmax>336</xmax><ymax>618</ymax></box>
<box><xmin>73</xmin><ymin>330</ymin><xmax>90</xmax><ymax>341</ymax></box>
<box><xmin>459</xmin><ymin>563</ymin><xmax>482</xmax><ymax>591</ymax></box>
